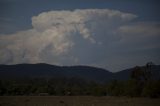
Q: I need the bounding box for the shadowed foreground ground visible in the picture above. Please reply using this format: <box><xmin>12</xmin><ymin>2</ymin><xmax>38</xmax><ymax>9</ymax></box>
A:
<box><xmin>0</xmin><ymin>96</ymin><xmax>160</xmax><ymax>106</ymax></box>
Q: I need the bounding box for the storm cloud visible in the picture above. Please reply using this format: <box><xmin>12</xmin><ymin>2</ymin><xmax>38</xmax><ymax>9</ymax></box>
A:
<box><xmin>0</xmin><ymin>9</ymin><xmax>160</xmax><ymax>72</ymax></box>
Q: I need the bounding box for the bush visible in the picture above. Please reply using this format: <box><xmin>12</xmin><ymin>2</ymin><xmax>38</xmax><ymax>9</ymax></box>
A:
<box><xmin>142</xmin><ymin>80</ymin><xmax>160</xmax><ymax>98</ymax></box>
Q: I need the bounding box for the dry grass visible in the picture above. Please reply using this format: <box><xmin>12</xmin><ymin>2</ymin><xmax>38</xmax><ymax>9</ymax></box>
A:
<box><xmin>0</xmin><ymin>96</ymin><xmax>160</xmax><ymax>106</ymax></box>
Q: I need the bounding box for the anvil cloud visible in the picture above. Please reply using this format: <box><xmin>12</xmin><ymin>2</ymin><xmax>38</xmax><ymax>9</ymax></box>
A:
<box><xmin>0</xmin><ymin>9</ymin><xmax>160</xmax><ymax>72</ymax></box>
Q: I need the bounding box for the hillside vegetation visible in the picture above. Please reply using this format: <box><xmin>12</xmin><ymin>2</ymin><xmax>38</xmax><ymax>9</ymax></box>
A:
<box><xmin>0</xmin><ymin>62</ymin><xmax>160</xmax><ymax>98</ymax></box>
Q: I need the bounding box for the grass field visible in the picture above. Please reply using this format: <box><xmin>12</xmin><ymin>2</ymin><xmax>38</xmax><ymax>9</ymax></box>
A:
<box><xmin>0</xmin><ymin>96</ymin><xmax>160</xmax><ymax>106</ymax></box>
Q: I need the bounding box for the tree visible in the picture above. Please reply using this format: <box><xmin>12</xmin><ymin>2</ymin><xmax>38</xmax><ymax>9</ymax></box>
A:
<box><xmin>131</xmin><ymin>66</ymin><xmax>144</xmax><ymax>81</ymax></box>
<box><xmin>107</xmin><ymin>80</ymin><xmax>124</xmax><ymax>96</ymax></box>
<box><xmin>123</xmin><ymin>79</ymin><xmax>142</xmax><ymax>97</ymax></box>
<box><xmin>142</xmin><ymin>80</ymin><xmax>160</xmax><ymax>98</ymax></box>
<box><xmin>0</xmin><ymin>80</ymin><xmax>7</xmax><ymax>95</ymax></box>
<box><xmin>144</xmin><ymin>62</ymin><xmax>153</xmax><ymax>81</ymax></box>
<box><xmin>131</xmin><ymin>62</ymin><xmax>153</xmax><ymax>82</ymax></box>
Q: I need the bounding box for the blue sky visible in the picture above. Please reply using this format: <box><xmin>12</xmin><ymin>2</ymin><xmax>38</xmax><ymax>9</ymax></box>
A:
<box><xmin>0</xmin><ymin>0</ymin><xmax>160</xmax><ymax>72</ymax></box>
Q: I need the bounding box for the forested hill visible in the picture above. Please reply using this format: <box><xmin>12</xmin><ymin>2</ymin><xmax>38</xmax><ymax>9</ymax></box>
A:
<box><xmin>113</xmin><ymin>65</ymin><xmax>160</xmax><ymax>80</ymax></box>
<box><xmin>0</xmin><ymin>63</ymin><xmax>112</xmax><ymax>82</ymax></box>
<box><xmin>0</xmin><ymin>63</ymin><xmax>160</xmax><ymax>82</ymax></box>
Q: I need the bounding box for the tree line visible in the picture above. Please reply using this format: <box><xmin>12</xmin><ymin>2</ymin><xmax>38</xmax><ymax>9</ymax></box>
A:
<box><xmin>0</xmin><ymin>62</ymin><xmax>160</xmax><ymax>98</ymax></box>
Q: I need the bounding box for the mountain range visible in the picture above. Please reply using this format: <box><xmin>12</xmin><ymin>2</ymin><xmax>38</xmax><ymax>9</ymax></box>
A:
<box><xmin>0</xmin><ymin>63</ymin><xmax>160</xmax><ymax>82</ymax></box>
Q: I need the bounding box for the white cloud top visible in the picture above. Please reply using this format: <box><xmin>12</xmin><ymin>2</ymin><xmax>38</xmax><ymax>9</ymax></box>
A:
<box><xmin>0</xmin><ymin>9</ymin><xmax>159</xmax><ymax>72</ymax></box>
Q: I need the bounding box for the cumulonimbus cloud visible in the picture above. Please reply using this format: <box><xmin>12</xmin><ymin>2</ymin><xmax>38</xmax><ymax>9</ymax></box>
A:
<box><xmin>0</xmin><ymin>9</ymin><xmax>159</xmax><ymax>71</ymax></box>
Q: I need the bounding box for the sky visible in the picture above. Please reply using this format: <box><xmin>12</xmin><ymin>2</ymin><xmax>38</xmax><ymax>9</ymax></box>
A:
<box><xmin>0</xmin><ymin>0</ymin><xmax>160</xmax><ymax>72</ymax></box>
